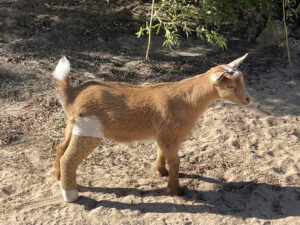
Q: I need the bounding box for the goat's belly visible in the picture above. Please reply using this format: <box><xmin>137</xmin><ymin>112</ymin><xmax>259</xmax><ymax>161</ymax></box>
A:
<box><xmin>103</xmin><ymin>128</ymin><xmax>155</xmax><ymax>143</ymax></box>
<box><xmin>100</xmin><ymin>116</ymin><xmax>156</xmax><ymax>143</ymax></box>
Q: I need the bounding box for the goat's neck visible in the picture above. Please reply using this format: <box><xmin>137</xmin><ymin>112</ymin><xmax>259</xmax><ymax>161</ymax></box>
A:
<box><xmin>179</xmin><ymin>72</ymin><xmax>219</xmax><ymax>113</ymax></box>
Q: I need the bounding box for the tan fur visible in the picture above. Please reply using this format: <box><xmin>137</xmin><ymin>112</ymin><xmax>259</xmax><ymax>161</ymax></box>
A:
<box><xmin>53</xmin><ymin>119</ymin><xmax>74</xmax><ymax>180</ymax></box>
<box><xmin>53</xmin><ymin>61</ymin><xmax>251</xmax><ymax>196</ymax></box>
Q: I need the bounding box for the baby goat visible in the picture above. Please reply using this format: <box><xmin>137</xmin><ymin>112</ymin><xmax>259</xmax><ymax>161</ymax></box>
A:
<box><xmin>53</xmin><ymin>54</ymin><xmax>251</xmax><ymax>202</ymax></box>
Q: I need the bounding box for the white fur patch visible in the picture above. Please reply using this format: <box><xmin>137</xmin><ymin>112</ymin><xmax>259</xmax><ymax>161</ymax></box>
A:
<box><xmin>53</xmin><ymin>57</ymin><xmax>70</xmax><ymax>81</ymax></box>
<box><xmin>222</xmin><ymin>65</ymin><xmax>234</xmax><ymax>73</ymax></box>
<box><xmin>72</xmin><ymin>116</ymin><xmax>103</xmax><ymax>138</ymax></box>
<box><xmin>61</xmin><ymin>189</ymin><xmax>79</xmax><ymax>202</ymax></box>
<box><xmin>221</xmin><ymin>65</ymin><xmax>240</xmax><ymax>76</ymax></box>
<box><xmin>211</xmin><ymin>72</ymin><xmax>225</xmax><ymax>84</ymax></box>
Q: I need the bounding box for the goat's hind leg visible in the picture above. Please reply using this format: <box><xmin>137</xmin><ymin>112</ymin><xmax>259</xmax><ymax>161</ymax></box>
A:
<box><xmin>53</xmin><ymin>119</ymin><xmax>74</xmax><ymax>181</ymax></box>
<box><xmin>59</xmin><ymin>116</ymin><xmax>102</xmax><ymax>202</ymax></box>
<box><xmin>53</xmin><ymin>142</ymin><xmax>69</xmax><ymax>181</ymax></box>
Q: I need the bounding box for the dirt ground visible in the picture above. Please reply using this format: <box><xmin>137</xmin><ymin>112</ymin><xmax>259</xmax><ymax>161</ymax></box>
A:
<box><xmin>1</xmin><ymin>0</ymin><xmax>300</xmax><ymax>224</ymax></box>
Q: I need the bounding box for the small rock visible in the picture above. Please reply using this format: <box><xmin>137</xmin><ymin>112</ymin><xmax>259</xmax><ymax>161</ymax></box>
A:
<box><xmin>231</xmin><ymin>140</ymin><xmax>240</xmax><ymax>148</ymax></box>
<box><xmin>256</xmin><ymin>20</ymin><xmax>286</xmax><ymax>47</ymax></box>
<box><xmin>2</xmin><ymin>187</ymin><xmax>11</xmax><ymax>195</ymax></box>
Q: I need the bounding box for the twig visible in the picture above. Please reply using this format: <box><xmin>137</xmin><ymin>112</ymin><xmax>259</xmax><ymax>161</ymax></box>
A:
<box><xmin>282</xmin><ymin>0</ymin><xmax>292</xmax><ymax>64</ymax></box>
<box><xmin>145</xmin><ymin>0</ymin><xmax>155</xmax><ymax>61</ymax></box>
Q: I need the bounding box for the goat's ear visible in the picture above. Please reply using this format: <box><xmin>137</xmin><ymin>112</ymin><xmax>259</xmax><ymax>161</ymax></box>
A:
<box><xmin>211</xmin><ymin>72</ymin><xmax>225</xmax><ymax>84</ymax></box>
<box><xmin>228</xmin><ymin>53</ymin><xmax>248</xmax><ymax>68</ymax></box>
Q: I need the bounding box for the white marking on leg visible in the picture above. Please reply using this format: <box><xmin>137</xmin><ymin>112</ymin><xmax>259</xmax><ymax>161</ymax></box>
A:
<box><xmin>61</xmin><ymin>189</ymin><xmax>79</xmax><ymax>202</ymax></box>
<box><xmin>72</xmin><ymin>116</ymin><xmax>103</xmax><ymax>138</ymax></box>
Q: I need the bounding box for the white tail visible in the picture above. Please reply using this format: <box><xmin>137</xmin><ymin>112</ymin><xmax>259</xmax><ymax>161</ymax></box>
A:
<box><xmin>53</xmin><ymin>57</ymin><xmax>70</xmax><ymax>81</ymax></box>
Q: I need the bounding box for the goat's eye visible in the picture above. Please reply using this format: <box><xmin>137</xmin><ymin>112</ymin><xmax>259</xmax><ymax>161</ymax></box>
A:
<box><xmin>228</xmin><ymin>71</ymin><xmax>235</xmax><ymax>75</ymax></box>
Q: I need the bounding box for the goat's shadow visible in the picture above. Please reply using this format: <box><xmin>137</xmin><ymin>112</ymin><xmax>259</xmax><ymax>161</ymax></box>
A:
<box><xmin>75</xmin><ymin>173</ymin><xmax>300</xmax><ymax>219</ymax></box>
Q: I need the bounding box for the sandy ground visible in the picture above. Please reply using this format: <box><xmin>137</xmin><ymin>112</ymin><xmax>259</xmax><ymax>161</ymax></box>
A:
<box><xmin>1</xmin><ymin>0</ymin><xmax>300</xmax><ymax>224</ymax></box>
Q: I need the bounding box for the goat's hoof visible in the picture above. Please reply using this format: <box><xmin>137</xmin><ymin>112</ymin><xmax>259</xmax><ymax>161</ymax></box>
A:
<box><xmin>157</xmin><ymin>169</ymin><xmax>169</xmax><ymax>177</ymax></box>
<box><xmin>61</xmin><ymin>189</ymin><xmax>79</xmax><ymax>202</ymax></box>
<box><xmin>168</xmin><ymin>186</ymin><xmax>183</xmax><ymax>196</ymax></box>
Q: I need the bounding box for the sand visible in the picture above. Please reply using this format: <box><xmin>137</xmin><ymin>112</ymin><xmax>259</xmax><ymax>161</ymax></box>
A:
<box><xmin>1</xmin><ymin>0</ymin><xmax>300</xmax><ymax>224</ymax></box>
<box><xmin>1</xmin><ymin>54</ymin><xmax>300</xmax><ymax>224</ymax></box>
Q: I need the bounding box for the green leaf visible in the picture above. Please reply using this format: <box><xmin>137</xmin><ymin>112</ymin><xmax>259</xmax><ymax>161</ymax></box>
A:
<box><xmin>135</xmin><ymin>27</ymin><xmax>144</xmax><ymax>38</ymax></box>
<box><xmin>156</xmin><ymin>24</ymin><xmax>161</xmax><ymax>34</ymax></box>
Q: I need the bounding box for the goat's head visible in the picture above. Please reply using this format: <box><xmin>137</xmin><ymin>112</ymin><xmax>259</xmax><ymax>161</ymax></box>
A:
<box><xmin>210</xmin><ymin>53</ymin><xmax>251</xmax><ymax>106</ymax></box>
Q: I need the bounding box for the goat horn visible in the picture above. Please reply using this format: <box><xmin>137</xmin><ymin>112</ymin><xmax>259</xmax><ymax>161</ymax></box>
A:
<box><xmin>228</xmin><ymin>53</ymin><xmax>248</xmax><ymax>68</ymax></box>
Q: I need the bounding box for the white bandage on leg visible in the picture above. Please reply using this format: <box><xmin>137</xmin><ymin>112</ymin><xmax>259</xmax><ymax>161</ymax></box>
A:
<box><xmin>58</xmin><ymin>181</ymin><xmax>79</xmax><ymax>202</ymax></box>
<box><xmin>59</xmin><ymin>115</ymin><xmax>102</xmax><ymax>202</ymax></box>
<box><xmin>72</xmin><ymin>116</ymin><xmax>103</xmax><ymax>138</ymax></box>
<box><xmin>61</xmin><ymin>189</ymin><xmax>79</xmax><ymax>202</ymax></box>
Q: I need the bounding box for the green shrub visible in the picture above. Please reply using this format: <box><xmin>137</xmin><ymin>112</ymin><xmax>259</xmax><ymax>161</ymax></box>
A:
<box><xmin>136</xmin><ymin>0</ymin><xmax>299</xmax><ymax>52</ymax></box>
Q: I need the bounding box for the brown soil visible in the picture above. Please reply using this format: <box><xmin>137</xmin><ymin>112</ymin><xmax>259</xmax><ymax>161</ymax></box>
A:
<box><xmin>1</xmin><ymin>0</ymin><xmax>300</xmax><ymax>224</ymax></box>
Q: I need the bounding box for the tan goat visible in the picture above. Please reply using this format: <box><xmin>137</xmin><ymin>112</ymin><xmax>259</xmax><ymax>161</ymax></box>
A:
<box><xmin>53</xmin><ymin>54</ymin><xmax>251</xmax><ymax>202</ymax></box>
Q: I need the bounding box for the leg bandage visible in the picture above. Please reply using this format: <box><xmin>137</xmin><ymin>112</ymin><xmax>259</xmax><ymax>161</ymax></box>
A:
<box><xmin>60</xmin><ymin>116</ymin><xmax>102</xmax><ymax>202</ymax></box>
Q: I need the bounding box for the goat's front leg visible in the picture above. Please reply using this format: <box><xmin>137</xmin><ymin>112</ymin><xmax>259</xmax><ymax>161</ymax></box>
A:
<box><xmin>154</xmin><ymin>146</ymin><xmax>169</xmax><ymax>177</ymax></box>
<box><xmin>158</xmin><ymin>140</ymin><xmax>182</xmax><ymax>196</ymax></box>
